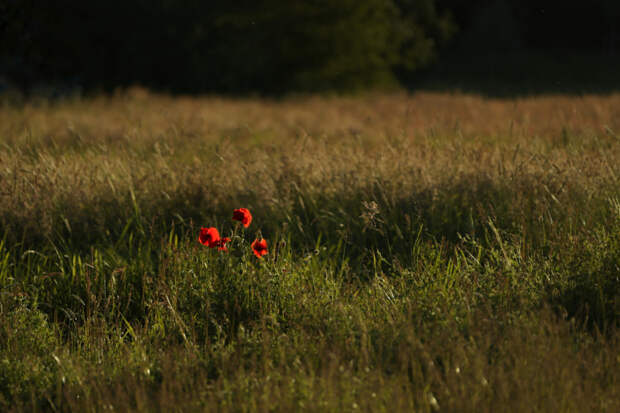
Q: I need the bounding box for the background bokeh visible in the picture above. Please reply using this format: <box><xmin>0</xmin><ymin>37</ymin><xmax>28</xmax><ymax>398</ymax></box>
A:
<box><xmin>2</xmin><ymin>0</ymin><xmax>619</xmax><ymax>95</ymax></box>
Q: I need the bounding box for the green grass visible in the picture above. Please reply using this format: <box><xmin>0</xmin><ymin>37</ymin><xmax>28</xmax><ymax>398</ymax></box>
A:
<box><xmin>1</xmin><ymin>91</ymin><xmax>619</xmax><ymax>411</ymax></box>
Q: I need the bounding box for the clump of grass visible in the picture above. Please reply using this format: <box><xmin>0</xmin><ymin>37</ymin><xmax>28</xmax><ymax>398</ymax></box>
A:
<box><xmin>0</xmin><ymin>91</ymin><xmax>619</xmax><ymax>411</ymax></box>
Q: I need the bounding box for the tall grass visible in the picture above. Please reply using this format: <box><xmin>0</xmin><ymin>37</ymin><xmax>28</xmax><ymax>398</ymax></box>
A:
<box><xmin>1</xmin><ymin>90</ymin><xmax>619</xmax><ymax>411</ymax></box>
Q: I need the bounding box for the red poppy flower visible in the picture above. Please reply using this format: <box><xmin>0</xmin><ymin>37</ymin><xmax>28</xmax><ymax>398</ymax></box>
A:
<box><xmin>251</xmin><ymin>238</ymin><xmax>268</xmax><ymax>258</ymax></box>
<box><xmin>198</xmin><ymin>227</ymin><xmax>220</xmax><ymax>248</ymax></box>
<box><xmin>214</xmin><ymin>237</ymin><xmax>231</xmax><ymax>251</ymax></box>
<box><xmin>232</xmin><ymin>208</ymin><xmax>252</xmax><ymax>228</ymax></box>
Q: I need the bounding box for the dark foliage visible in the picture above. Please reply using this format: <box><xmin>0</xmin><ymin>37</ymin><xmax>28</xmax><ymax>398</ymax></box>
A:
<box><xmin>0</xmin><ymin>0</ymin><xmax>619</xmax><ymax>94</ymax></box>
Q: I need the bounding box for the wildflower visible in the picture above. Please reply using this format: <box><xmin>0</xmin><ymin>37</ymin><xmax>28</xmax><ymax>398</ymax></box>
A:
<box><xmin>251</xmin><ymin>238</ymin><xmax>268</xmax><ymax>258</ymax></box>
<box><xmin>215</xmin><ymin>237</ymin><xmax>231</xmax><ymax>251</ymax></box>
<box><xmin>232</xmin><ymin>208</ymin><xmax>252</xmax><ymax>228</ymax></box>
<box><xmin>198</xmin><ymin>227</ymin><xmax>221</xmax><ymax>248</ymax></box>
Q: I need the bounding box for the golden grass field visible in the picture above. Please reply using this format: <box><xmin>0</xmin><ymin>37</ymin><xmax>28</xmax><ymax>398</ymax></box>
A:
<box><xmin>1</xmin><ymin>90</ymin><xmax>619</xmax><ymax>411</ymax></box>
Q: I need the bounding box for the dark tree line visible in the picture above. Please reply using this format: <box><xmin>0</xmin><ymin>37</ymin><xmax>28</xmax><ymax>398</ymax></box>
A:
<box><xmin>0</xmin><ymin>0</ymin><xmax>618</xmax><ymax>94</ymax></box>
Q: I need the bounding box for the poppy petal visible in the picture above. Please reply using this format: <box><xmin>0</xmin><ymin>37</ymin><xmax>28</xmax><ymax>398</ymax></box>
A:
<box><xmin>251</xmin><ymin>238</ymin><xmax>268</xmax><ymax>258</ymax></box>
<box><xmin>198</xmin><ymin>227</ymin><xmax>221</xmax><ymax>248</ymax></box>
<box><xmin>232</xmin><ymin>208</ymin><xmax>252</xmax><ymax>228</ymax></box>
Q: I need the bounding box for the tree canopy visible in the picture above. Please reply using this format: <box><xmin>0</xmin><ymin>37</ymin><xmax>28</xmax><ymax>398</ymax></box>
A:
<box><xmin>0</xmin><ymin>0</ymin><xmax>617</xmax><ymax>94</ymax></box>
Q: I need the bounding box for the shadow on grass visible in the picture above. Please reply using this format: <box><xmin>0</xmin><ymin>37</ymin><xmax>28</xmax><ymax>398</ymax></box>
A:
<box><xmin>2</xmin><ymin>171</ymin><xmax>602</xmax><ymax>260</ymax></box>
<box><xmin>549</xmin><ymin>229</ymin><xmax>620</xmax><ymax>333</ymax></box>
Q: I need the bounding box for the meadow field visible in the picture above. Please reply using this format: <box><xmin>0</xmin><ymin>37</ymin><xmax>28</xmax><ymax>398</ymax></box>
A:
<box><xmin>1</xmin><ymin>90</ymin><xmax>619</xmax><ymax>412</ymax></box>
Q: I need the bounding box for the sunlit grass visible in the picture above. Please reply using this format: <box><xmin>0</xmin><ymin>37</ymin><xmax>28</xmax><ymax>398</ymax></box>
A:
<box><xmin>1</xmin><ymin>90</ymin><xmax>619</xmax><ymax>411</ymax></box>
